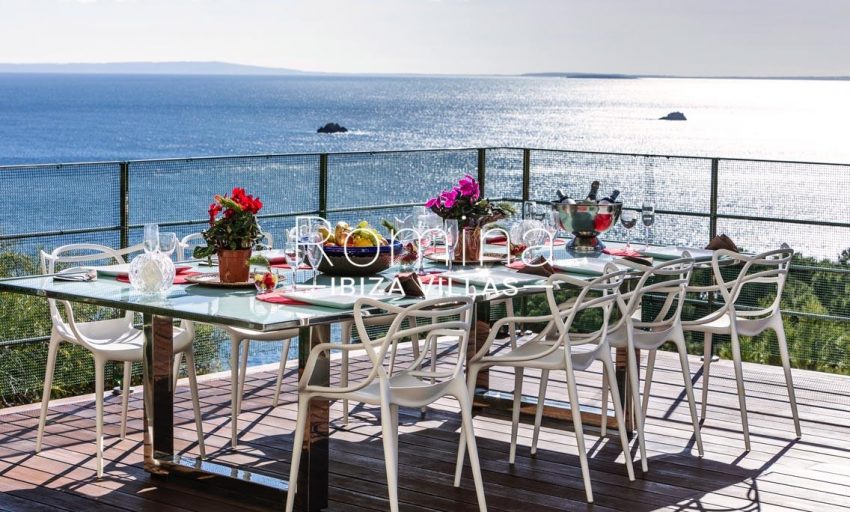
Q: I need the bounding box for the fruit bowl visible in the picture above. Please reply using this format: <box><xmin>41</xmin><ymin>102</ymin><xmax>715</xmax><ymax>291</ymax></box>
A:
<box><xmin>552</xmin><ymin>201</ymin><xmax>622</xmax><ymax>253</ymax></box>
<box><xmin>318</xmin><ymin>241</ymin><xmax>403</xmax><ymax>276</ymax></box>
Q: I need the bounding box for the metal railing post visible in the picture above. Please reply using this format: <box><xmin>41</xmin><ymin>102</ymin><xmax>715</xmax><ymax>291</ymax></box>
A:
<box><xmin>709</xmin><ymin>158</ymin><xmax>719</xmax><ymax>239</ymax></box>
<box><xmin>477</xmin><ymin>148</ymin><xmax>486</xmax><ymax>195</ymax></box>
<box><xmin>521</xmin><ymin>148</ymin><xmax>531</xmax><ymax>207</ymax></box>
<box><xmin>119</xmin><ymin>161</ymin><xmax>129</xmax><ymax>249</ymax></box>
<box><xmin>318</xmin><ymin>154</ymin><xmax>329</xmax><ymax>219</ymax></box>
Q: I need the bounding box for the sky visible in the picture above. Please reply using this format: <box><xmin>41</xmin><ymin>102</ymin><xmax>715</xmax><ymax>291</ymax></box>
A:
<box><xmin>0</xmin><ymin>0</ymin><xmax>848</xmax><ymax>76</ymax></box>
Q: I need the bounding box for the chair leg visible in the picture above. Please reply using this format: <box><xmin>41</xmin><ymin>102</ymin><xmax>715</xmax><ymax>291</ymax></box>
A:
<box><xmin>341</xmin><ymin>322</ymin><xmax>352</xmax><ymax>425</ymax></box>
<box><xmin>185</xmin><ymin>350</ymin><xmax>206</xmax><ymax>459</ymax></box>
<box><xmin>237</xmin><ymin>339</ymin><xmax>250</xmax><ymax>414</ymax></box>
<box><xmin>273</xmin><ymin>339</ymin><xmax>292</xmax><ymax>408</ymax></box>
<box><xmin>673</xmin><ymin>333</ymin><xmax>704</xmax><ymax>457</ymax></box>
<box><xmin>36</xmin><ymin>336</ymin><xmax>60</xmax><ymax>453</ymax></box>
<box><xmin>626</xmin><ymin>342</ymin><xmax>649</xmax><ymax>473</ymax></box>
<box><xmin>530</xmin><ymin>369</ymin><xmax>549</xmax><ymax>455</ymax></box>
<box><xmin>380</xmin><ymin>402</ymin><xmax>400</xmax><ymax>512</ymax></box>
<box><xmin>564</xmin><ymin>356</ymin><xmax>593</xmax><ymax>503</ymax></box>
<box><xmin>230</xmin><ymin>336</ymin><xmax>241</xmax><ymax>449</ymax></box>
<box><xmin>172</xmin><ymin>353</ymin><xmax>182</xmax><ymax>394</ymax></box>
<box><xmin>509</xmin><ymin>368</ymin><xmax>524</xmax><ymax>464</ymax></box>
<box><xmin>456</xmin><ymin>389</ymin><xmax>488</xmax><ymax>512</ymax></box>
<box><xmin>284</xmin><ymin>396</ymin><xmax>310</xmax><ymax>512</ymax></box>
<box><xmin>454</xmin><ymin>365</ymin><xmax>480</xmax><ymax>487</ymax></box>
<box><xmin>729</xmin><ymin>326</ymin><xmax>751</xmax><ymax>451</ymax></box>
<box><xmin>701</xmin><ymin>333</ymin><xmax>713</xmax><ymax>421</ymax></box>
<box><xmin>601</xmin><ymin>351</ymin><xmax>635</xmax><ymax>481</ymax></box>
<box><xmin>599</xmin><ymin>369</ymin><xmax>609</xmax><ymax>437</ymax></box>
<box><xmin>94</xmin><ymin>358</ymin><xmax>106</xmax><ymax>478</ymax></box>
<box><xmin>774</xmin><ymin>320</ymin><xmax>801</xmax><ymax>438</ymax></box>
<box><xmin>642</xmin><ymin>349</ymin><xmax>657</xmax><ymax>419</ymax></box>
<box><xmin>120</xmin><ymin>361</ymin><xmax>131</xmax><ymax>440</ymax></box>
<box><xmin>505</xmin><ymin>299</ymin><xmax>517</xmax><ymax>349</ymax></box>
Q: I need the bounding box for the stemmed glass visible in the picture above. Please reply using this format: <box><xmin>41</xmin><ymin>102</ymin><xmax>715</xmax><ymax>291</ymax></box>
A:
<box><xmin>620</xmin><ymin>210</ymin><xmax>638</xmax><ymax>250</ymax></box>
<box><xmin>143</xmin><ymin>223</ymin><xmax>159</xmax><ymax>253</ymax></box>
<box><xmin>641</xmin><ymin>203</ymin><xmax>656</xmax><ymax>249</ymax></box>
<box><xmin>158</xmin><ymin>232</ymin><xmax>178</xmax><ymax>259</ymax></box>
<box><xmin>542</xmin><ymin>210</ymin><xmax>560</xmax><ymax>258</ymax></box>
<box><xmin>415</xmin><ymin>211</ymin><xmax>439</xmax><ymax>274</ymax></box>
<box><xmin>283</xmin><ymin>231</ymin><xmax>303</xmax><ymax>290</ymax></box>
<box><xmin>444</xmin><ymin>219</ymin><xmax>459</xmax><ymax>271</ymax></box>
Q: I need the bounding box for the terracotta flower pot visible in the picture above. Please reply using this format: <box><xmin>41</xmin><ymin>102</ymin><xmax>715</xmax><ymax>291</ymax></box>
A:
<box><xmin>455</xmin><ymin>227</ymin><xmax>482</xmax><ymax>262</ymax></box>
<box><xmin>218</xmin><ymin>248</ymin><xmax>251</xmax><ymax>283</ymax></box>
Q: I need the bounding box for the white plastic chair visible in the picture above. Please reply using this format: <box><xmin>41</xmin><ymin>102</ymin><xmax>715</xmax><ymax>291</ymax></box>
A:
<box><xmin>285</xmin><ymin>296</ymin><xmax>486</xmax><ymax>512</ymax></box>
<box><xmin>682</xmin><ymin>243</ymin><xmax>799</xmax><ymax>450</ymax></box>
<box><xmin>456</xmin><ymin>266</ymin><xmax>632</xmax><ymax>504</ymax></box>
<box><xmin>179</xmin><ymin>232</ymin><xmax>298</xmax><ymax>448</ymax></box>
<box><xmin>596</xmin><ymin>255</ymin><xmax>704</xmax><ymax>468</ymax></box>
<box><xmin>36</xmin><ymin>243</ymin><xmax>205</xmax><ymax>477</ymax></box>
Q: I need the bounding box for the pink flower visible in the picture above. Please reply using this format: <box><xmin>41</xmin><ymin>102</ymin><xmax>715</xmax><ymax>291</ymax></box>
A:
<box><xmin>458</xmin><ymin>174</ymin><xmax>480</xmax><ymax>201</ymax></box>
<box><xmin>440</xmin><ymin>188</ymin><xmax>459</xmax><ymax>209</ymax></box>
<box><xmin>425</xmin><ymin>197</ymin><xmax>440</xmax><ymax>208</ymax></box>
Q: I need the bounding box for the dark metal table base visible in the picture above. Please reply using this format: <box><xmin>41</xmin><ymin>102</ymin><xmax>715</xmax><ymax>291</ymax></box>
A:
<box><xmin>142</xmin><ymin>314</ymin><xmax>330</xmax><ymax>511</ymax></box>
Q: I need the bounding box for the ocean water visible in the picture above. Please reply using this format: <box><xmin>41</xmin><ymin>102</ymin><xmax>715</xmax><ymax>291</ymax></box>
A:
<box><xmin>2</xmin><ymin>74</ymin><xmax>850</xmax><ymax>165</ymax></box>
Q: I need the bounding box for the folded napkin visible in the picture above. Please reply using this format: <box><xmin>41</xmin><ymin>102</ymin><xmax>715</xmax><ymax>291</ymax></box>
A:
<box><xmin>271</xmin><ymin>263</ymin><xmax>312</xmax><ymax>270</ymax></box>
<box><xmin>117</xmin><ymin>271</ymin><xmax>203</xmax><ymax>285</ymax></box>
<box><xmin>705</xmin><ymin>234</ymin><xmax>739</xmax><ymax>253</ymax></box>
<box><xmin>602</xmin><ymin>247</ymin><xmax>642</xmax><ymax>257</ymax></box>
<box><xmin>485</xmin><ymin>234</ymin><xmax>507</xmax><ymax>244</ymax></box>
<box><xmin>490</xmin><ymin>238</ymin><xmax>566</xmax><ymax>247</ymax></box>
<box><xmin>266</xmin><ymin>255</ymin><xmax>287</xmax><ymax>265</ymax></box>
<box><xmin>507</xmin><ymin>256</ymin><xmax>555</xmax><ymax>277</ymax></box>
<box><xmin>53</xmin><ymin>268</ymin><xmax>97</xmax><ymax>282</ymax></box>
<box><xmin>255</xmin><ymin>291</ymin><xmax>308</xmax><ymax>305</ymax></box>
<box><xmin>384</xmin><ymin>272</ymin><xmax>425</xmax><ymax>297</ymax></box>
<box><xmin>621</xmin><ymin>255</ymin><xmax>654</xmax><ymax>267</ymax></box>
<box><xmin>419</xmin><ymin>273</ymin><xmax>450</xmax><ymax>285</ymax></box>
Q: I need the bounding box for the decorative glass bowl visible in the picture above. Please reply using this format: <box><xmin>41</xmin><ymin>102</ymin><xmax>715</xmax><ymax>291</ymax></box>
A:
<box><xmin>253</xmin><ymin>271</ymin><xmax>280</xmax><ymax>293</ymax></box>
<box><xmin>128</xmin><ymin>252</ymin><xmax>176</xmax><ymax>294</ymax></box>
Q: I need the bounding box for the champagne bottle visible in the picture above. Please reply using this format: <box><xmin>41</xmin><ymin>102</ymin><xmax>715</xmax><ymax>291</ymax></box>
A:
<box><xmin>599</xmin><ymin>189</ymin><xmax>621</xmax><ymax>204</ymax></box>
<box><xmin>555</xmin><ymin>189</ymin><xmax>568</xmax><ymax>202</ymax></box>
<box><xmin>586</xmin><ymin>181</ymin><xmax>600</xmax><ymax>201</ymax></box>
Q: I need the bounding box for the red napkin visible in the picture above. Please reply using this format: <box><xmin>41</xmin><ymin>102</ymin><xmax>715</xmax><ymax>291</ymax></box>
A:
<box><xmin>602</xmin><ymin>247</ymin><xmax>642</xmax><ymax>257</ymax></box>
<box><xmin>116</xmin><ymin>271</ymin><xmax>203</xmax><ymax>285</ymax></box>
<box><xmin>255</xmin><ymin>291</ymin><xmax>308</xmax><ymax>305</ymax></box>
<box><xmin>485</xmin><ymin>234</ymin><xmax>507</xmax><ymax>243</ymax></box>
<box><xmin>506</xmin><ymin>257</ymin><xmax>555</xmax><ymax>277</ymax></box>
<box><xmin>271</xmin><ymin>263</ymin><xmax>312</xmax><ymax>270</ymax></box>
<box><xmin>419</xmin><ymin>273</ymin><xmax>450</xmax><ymax>285</ymax></box>
<box><xmin>266</xmin><ymin>255</ymin><xmax>287</xmax><ymax>264</ymax></box>
<box><xmin>490</xmin><ymin>239</ymin><xmax>566</xmax><ymax>246</ymax></box>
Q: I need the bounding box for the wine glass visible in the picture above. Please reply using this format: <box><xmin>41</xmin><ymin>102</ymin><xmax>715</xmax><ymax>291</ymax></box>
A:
<box><xmin>143</xmin><ymin>223</ymin><xmax>159</xmax><ymax>254</ymax></box>
<box><xmin>444</xmin><ymin>219</ymin><xmax>459</xmax><ymax>271</ymax></box>
<box><xmin>620</xmin><ymin>210</ymin><xmax>638</xmax><ymax>250</ymax></box>
<box><xmin>641</xmin><ymin>203</ymin><xmax>656</xmax><ymax>249</ymax></box>
<box><xmin>415</xmin><ymin>213</ymin><xmax>438</xmax><ymax>274</ymax></box>
<box><xmin>158</xmin><ymin>232</ymin><xmax>178</xmax><ymax>258</ymax></box>
<box><xmin>303</xmin><ymin>233</ymin><xmax>323</xmax><ymax>286</ymax></box>
<box><xmin>283</xmin><ymin>233</ymin><xmax>303</xmax><ymax>290</ymax></box>
<box><xmin>543</xmin><ymin>210</ymin><xmax>560</xmax><ymax>256</ymax></box>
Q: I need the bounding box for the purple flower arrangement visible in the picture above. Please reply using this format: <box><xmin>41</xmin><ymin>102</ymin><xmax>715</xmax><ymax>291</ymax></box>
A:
<box><xmin>426</xmin><ymin>174</ymin><xmax>515</xmax><ymax>228</ymax></box>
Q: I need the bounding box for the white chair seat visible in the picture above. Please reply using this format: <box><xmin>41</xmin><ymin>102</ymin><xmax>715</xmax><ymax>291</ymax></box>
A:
<box><xmin>61</xmin><ymin>320</ymin><xmax>194</xmax><ymax>360</ymax></box>
<box><xmin>485</xmin><ymin>341</ymin><xmax>600</xmax><ymax>372</ymax></box>
<box><xmin>686</xmin><ymin>313</ymin><xmax>775</xmax><ymax>337</ymax></box>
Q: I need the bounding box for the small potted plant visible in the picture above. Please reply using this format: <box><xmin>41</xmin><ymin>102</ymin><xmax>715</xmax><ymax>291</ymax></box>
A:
<box><xmin>194</xmin><ymin>187</ymin><xmax>264</xmax><ymax>283</ymax></box>
<box><xmin>425</xmin><ymin>175</ymin><xmax>515</xmax><ymax>260</ymax></box>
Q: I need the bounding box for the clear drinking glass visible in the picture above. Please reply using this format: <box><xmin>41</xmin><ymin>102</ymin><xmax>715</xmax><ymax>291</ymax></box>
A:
<box><xmin>444</xmin><ymin>219</ymin><xmax>459</xmax><ymax>271</ymax></box>
<box><xmin>143</xmin><ymin>223</ymin><xmax>159</xmax><ymax>254</ymax></box>
<box><xmin>304</xmin><ymin>234</ymin><xmax>323</xmax><ymax>286</ymax></box>
<box><xmin>416</xmin><ymin>216</ymin><xmax>435</xmax><ymax>275</ymax></box>
<box><xmin>158</xmin><ymin>232</ymin><xmax>178</xmax><ymax>258</ymax></box>
<box><xmin>641</xmin><ymin>203</ymin><xmax>656</xmax><ymax>249</ymax></box>
<box><xmin>283</xmin><ymin>235</ymin><xmax>302</xmax><ymax>290</ymax></box>
<box><xmin>620</xmin><ymin>210</ymin><xmax>638</xmax><ymax>250</ymax></box>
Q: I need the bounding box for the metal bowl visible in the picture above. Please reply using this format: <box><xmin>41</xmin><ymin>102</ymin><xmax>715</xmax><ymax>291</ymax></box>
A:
<box><xmin>317</xmin><ymin>241</ymin><xmax>402</xmax><ymax>276</ymax></box>
<box><xmin>552</xmin><ymin>201</ymin><xmax>622</xmax><ymax>252</ymax></box>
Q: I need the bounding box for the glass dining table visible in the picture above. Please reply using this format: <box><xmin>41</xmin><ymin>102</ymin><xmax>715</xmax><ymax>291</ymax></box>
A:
<box><xmin>0</xmin><ymin>244</ymin><xmax>709</xmax><ymax>510</ymax></box>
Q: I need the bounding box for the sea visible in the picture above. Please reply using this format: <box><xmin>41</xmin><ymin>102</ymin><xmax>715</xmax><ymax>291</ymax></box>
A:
<box><xmin>1</xmin><ymin>73</ymin><xmax>848</xmax><ymax>368</ymax></box>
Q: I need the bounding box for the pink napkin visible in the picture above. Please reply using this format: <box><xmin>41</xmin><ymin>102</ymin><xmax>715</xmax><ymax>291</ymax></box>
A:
<box><xmin>490</xmin><ymin>239</ymin><xmax>566</xmax><ymax>247</ymax></box>
<box><xmin>602</xmin><ymin>247</ymin><xmax>642</xmax><ymax>257</ymax></box>
<box><xmin>255</xmin><ymin>291</ymin><xmax>308</xmax><ymax>305</ymax></box>
<box><xmin>271</xmin><ymin>263</ymin><xmax>312</xmax><ymax>270</ymax></box>
<box><xmin>419</xmin><ymin>273</ymin><xmax>450</xmax><ymax>285</ymax></box>
<box><xmin>116</xmin><ymin>267</ymin><xmax>200</xmax><ymax>285</ymax></box>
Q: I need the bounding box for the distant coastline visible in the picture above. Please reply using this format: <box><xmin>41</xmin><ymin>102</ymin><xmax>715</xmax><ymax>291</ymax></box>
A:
<box><xmin>0</xmin><ymin>61</ymin><xmax>848</xmax><ymax>81</ymax></box>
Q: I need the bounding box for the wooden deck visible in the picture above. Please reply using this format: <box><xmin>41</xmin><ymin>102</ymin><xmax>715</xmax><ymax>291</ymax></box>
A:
<box><xmin>1</xmin><ymin>346</ymin><xmax>849</xmax><ymax>512</ymax></box>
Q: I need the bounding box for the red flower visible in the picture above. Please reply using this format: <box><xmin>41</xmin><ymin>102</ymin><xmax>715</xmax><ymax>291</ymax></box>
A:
<box><xmin>208</xmin><ymin>203</ymin><xmax>222</xmax><ymax>224</ymax></box>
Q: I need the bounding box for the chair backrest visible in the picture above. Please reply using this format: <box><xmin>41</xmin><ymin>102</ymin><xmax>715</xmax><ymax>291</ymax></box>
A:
<box><xmin>344</xmin><ymin>296</ymin><xmax>474</xmax><ymax>393</ymax></box>
<box><xmin>712</xmin><ymin>243</ymin><xmax>793</xmax><ymax>318</ymax></box>
<box><xmin>544</xmin><ymin>264</ymin><xmax>627</xmax><ymax>350</ymax></box>
<box><xmin>615</xmin><ymin>255</ymin><xmax>695</xmax><ymax>331</ymax></box>
<box><xmin>40</xmin><ymin>243</ymin><xmax>134</xmax><ymax>345</ymax></box>
<box><xmin>178</xmin><ymin>231</ymin><xmax>275</xmax><ymax>262</ymax></box>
